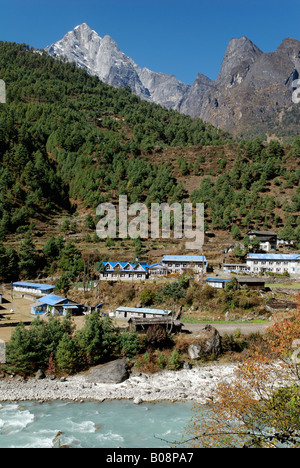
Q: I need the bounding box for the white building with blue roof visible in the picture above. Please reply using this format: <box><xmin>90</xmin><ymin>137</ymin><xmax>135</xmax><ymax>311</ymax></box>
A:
<box><xmin>161</xmin><ymin>255</ymin><xmax>207</xmax><ymax>274</ymax></box>
<box><xmin>246</xmin><ymin>253</ymin><xmax>300</xmax><ymax>276</ymax></box>
<box><xmin>115</xmin><ymin>306</ymin><xmax>172</xmax><ymax>319</ymax></box>
<box><xmin>100</xmin><ymin>256</ymin><xmax>207</xmax><ymax>280</ymax></box>
<box><xmin>147</xmin><ymin>262</ymin><xmax>171</xmax><ymax>276</ymax></box>
<box><xmin>206</xmin><ymin>278</ymin><xmax>231</xmax><ymax>289</ymax></box>
<box><xmin>100</xmin><ymin>262</ymin><xmax>149</xmax><ymax>281</ymax></box>
<box><xmin>13</xmin><ymin>282</ymin><xmax>55</xmax><ymax>296</ymax></box>
<box><xmin>31</xmin><ymin>294</ymin><xmax>81</xmax><ymax>316</ymax></box>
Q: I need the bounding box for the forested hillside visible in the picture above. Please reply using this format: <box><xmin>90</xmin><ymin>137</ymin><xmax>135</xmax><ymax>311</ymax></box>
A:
<box><xmin>0</xmin><ymin>42</ymin><xmax>299</xmax><ymax>282</ymax></box>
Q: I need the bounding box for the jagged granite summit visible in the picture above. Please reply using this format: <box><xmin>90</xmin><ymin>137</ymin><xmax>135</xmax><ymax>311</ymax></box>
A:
<box><xmin>45</xmin><ymin>23</ymin><xmax>191</xmax><ymax>109</ymax></box>
<box><xmin>198</xmin><ymin>36</ymin><xmax>300</xmax><ymax>136</ymax></box>
<box><xmin>45</xmin><ymin>24</ymin><xmax>300</xmax><ymax>137</ymax></box>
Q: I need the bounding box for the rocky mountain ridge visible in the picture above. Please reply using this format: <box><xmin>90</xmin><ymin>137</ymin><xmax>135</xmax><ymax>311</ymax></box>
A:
<box><xmin>45</xmin><ymin>23</ymin><xmax>300</xmax><ymax>137</ymax></box>
<box><xmin>198</xmin><ymin>36</ymin><xmax>300</xmax><ymax>136</ymax></box>
<box><xmin>45</xmin><ymin>23</ymin><xmax>191</xmax><ymax>110</ymax></box>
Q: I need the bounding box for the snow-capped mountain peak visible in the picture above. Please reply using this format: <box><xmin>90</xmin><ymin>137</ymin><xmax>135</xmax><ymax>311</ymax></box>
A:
<box><xmin>45</xmin><ymin>23</ymin><xmax>192</xmax><ymax>108</ymax></box>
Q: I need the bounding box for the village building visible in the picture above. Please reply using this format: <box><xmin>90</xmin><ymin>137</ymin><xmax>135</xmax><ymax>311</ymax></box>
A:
<box><xmin>246</xmin><ymin>253</ymin><xmax>300</xmax><ymax>276</ymax></box>
<box><xmin>100</xmin><ymin>262</ymin><xmax>149</xmax><ymax>281</ymax></box>
<box><xmin>236</xmin><ymin>277</ymin><xmax>266</xmax><ymax>290</ymax></box>
<box><xmin>12</xmin><ymin>282</ymin><xmax>55</xmax><ymax>296</ymax></box>
<box><xmin>31</xmin><ymin>294</ymin><xmax>81</xmax><ymax>316</ymax></box>
<box><xmin>247</xmin><ymin>230</ymin><xmax>278</xmax><ymax>252</ymax></box>
<box><xmin>83</xmin><ymin>302</ymin><xmax>104</xmax><ymax>315</ymax></box>
<box><xmin>99</xmin><ymin>255</ymin><xmax>208</xmax><ymax>281</ymax></box>
<box><xmin>115</xmin><ymin>306</ymin><xmax>172</xmax><ymax>319</ymax></box>
<box><xmin>223</xmin><ymin>263</ymin><xmax>251</xmax><ymax>274</ymax></box>
<box><xmin>128</xmin><ymin>316</ymin><xmax>183</xmax><ymax>334</ymax></box>
<box><xmin>206</xmin><ymin>276</ymin><xmax>265</xmax><ymax>290</ymax></box>
<box><xmin>147</xmin><ymin>263</ymin><xmax>171</xmax><ymax>277</ymax></box>
<box><xmin>205</xmin><ymin>278</ymin><xmax>231</xmax><ymax>289</ymax></box>
<box><xmin>161</xmin><ymin>255</ymin><xmax>207</xmax><ymax>274</ymax></box>
<box><xmin>277</xmin><ymin>238</ymin><xmax>295</xmax><ymax>247</ymax></box>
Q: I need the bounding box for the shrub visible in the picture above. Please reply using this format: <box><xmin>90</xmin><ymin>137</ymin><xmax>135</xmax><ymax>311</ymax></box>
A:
<box><xmin>55</xmin><ymin>274</ymin><xmax>71</xmax><ymax>295</ymax></box>
<box><xmin>146</xmin><ymin>325</ymin><xmax>167</xmax><ymax>348</ymax></box>
<box><xmin>167</xmin><ymin>349</ymin><xmax>181</xmax><ymax>370</ymax></box>
<box><xmin>135</xmin><ymin>351</ymin><xmax>159</xmax><ymax>373</ymax></box>
<box><xmin>74</xmin><ymin>313</ymin><xmax>120</xmax><ymax>366</ymax></box>
<box><xmin>201</xmin><ymin>285</ymin><xmax>217</xmax><ymax>301</ymax></box>
<box><xmin>4</xmin><ymin>323</ymin><xmax>35</xmax><ymax>376</ymax></box>
<box><xmin>119</xmin><ymin>331</ymin><xmax>143</xmax><ymax>359</ymax></box>
<box><xmin>156</xmin><ymin>350</ymin><xmax>168</xmax><ymax>369</ymax></box>
<box><xmin>221</xmin><ymin>331</ymin><xmax>263</xmax><ymax>354</ymax></box>
<box><xmin>140</xmin><ymin>289</ymin><xmax>155</xmax><ymax>306</ymax></box>
<box><xmin>225</xmin><ymin>277</ymin><xmax>238</xmax><ymax>291</ymax></box>
<box><xmin>160</xmin><ymin>277</ymin><xmax>189</xmax><ymax>301</ymax></box>
<box><xmin>55</xmin><ymin>333</ymin><xmax>78</xmax><ymax>374</ymax></box>
<box><xmin>4</xmin><ymin>315</ymin><xmax>75</xmax><ymax>376</ymax></box>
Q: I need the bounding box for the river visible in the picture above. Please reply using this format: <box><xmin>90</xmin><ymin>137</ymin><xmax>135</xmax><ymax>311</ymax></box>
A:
<box><xmin>0</xmin><ymin>399</ymin><xmax>197</xmax><ymax>448</ymax></box>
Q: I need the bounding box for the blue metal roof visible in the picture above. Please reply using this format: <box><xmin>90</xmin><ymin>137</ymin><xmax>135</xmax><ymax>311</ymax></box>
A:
<box><xmin>206</xmin><ymin>278</ymin><xmax>230</xmax><ymax>282</ymax></box>
<box><xmin>162</xmin><ymin>255</ymin><xmax>207</xmax><ymax>262</ymax></box>
<box><xmin>148</xmin><ymin>263</ymin><xmax>170</xmax><ymax>269</ymax></box>
<box><xmin>102</xmin><ymin>262</ymin><xmax>149</xmax><ymax>271</ymax></box>
<box><xmin>13</xmin><ymin>282</ymin><xmax>55</xmax><ymax>291</ymax></box>
<box><xmin>36</xmin><ymin>294</ymin><xmax>79</xmax><ymax>306</ymax></box>
<box><xmin>116</xmin><ymin>306</ymin><xmax>172</xmax><ymax>315</ymax></box>
<box><xmin>247</xmin><ymin>254</ymin><xmax>300</xmax><ymax>260</ymax></box>
<box><xmin>36</xmin><ymin>294</ymin><xmax>67</xmax><ymax>305</ymax></box>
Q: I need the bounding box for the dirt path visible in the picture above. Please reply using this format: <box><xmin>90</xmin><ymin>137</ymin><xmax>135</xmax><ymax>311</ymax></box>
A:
<box><xmin>183</xmin><ymin>321</ymin><xmax>271</xmax><ymax>336</ymax></box>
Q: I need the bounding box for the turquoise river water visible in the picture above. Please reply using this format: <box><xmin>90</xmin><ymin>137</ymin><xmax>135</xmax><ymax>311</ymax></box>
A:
<box><xmin>0</xmin><ymin>400</ymin><xmax>196</xmax><ymax>448</ymax></box>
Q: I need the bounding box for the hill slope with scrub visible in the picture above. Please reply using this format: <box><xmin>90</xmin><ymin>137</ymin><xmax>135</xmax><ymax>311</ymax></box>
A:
<box><xmin>0</xmin><ymin>42</ymin><xmax>299</xmax><ymax>282</ymax></box>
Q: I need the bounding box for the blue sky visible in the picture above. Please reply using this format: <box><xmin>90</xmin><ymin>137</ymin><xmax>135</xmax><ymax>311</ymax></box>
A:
<box><xmin>0</xmin><ymin>0</ymin><xmax>300</xmax><ymax>84</ymax></box>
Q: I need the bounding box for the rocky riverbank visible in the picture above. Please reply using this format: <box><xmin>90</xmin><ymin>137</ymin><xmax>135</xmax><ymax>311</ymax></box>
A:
<box><xmin>0</xmin><ymin>363</ymin><xmax>237</xmax><ymax>405</ymax></box>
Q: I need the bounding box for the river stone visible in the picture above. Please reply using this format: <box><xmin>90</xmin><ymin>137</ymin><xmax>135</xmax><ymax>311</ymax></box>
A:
<box><xmin>133</xmin><ymin>397</ymin><xmax>143</xmax><ymax>405</ymax></box>
<box><xmin>86</xmin><ymin>359</ymin><xmax>130</xmax><ymax>384</ymax></box>
<box><xmin>36</xmin><ymin>369</ymin><xmax>46</xmax><ymax>380</ymax></box>
<box><xmin>188</xmin><ymin>325</ymin><xmax>222</xmax><ymax>359</ymax></box>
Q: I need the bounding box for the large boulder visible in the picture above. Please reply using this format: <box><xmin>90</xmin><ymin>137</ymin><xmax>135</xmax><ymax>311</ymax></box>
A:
<box><xmin>188</xmin><ymin>325</ymin><xmax>222</xmax><ymax>360</ymax></box>
<box><xmin>86</xmin><ymin>359</ymin><xmax>130</xmax><ymax>384</ymax></box>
